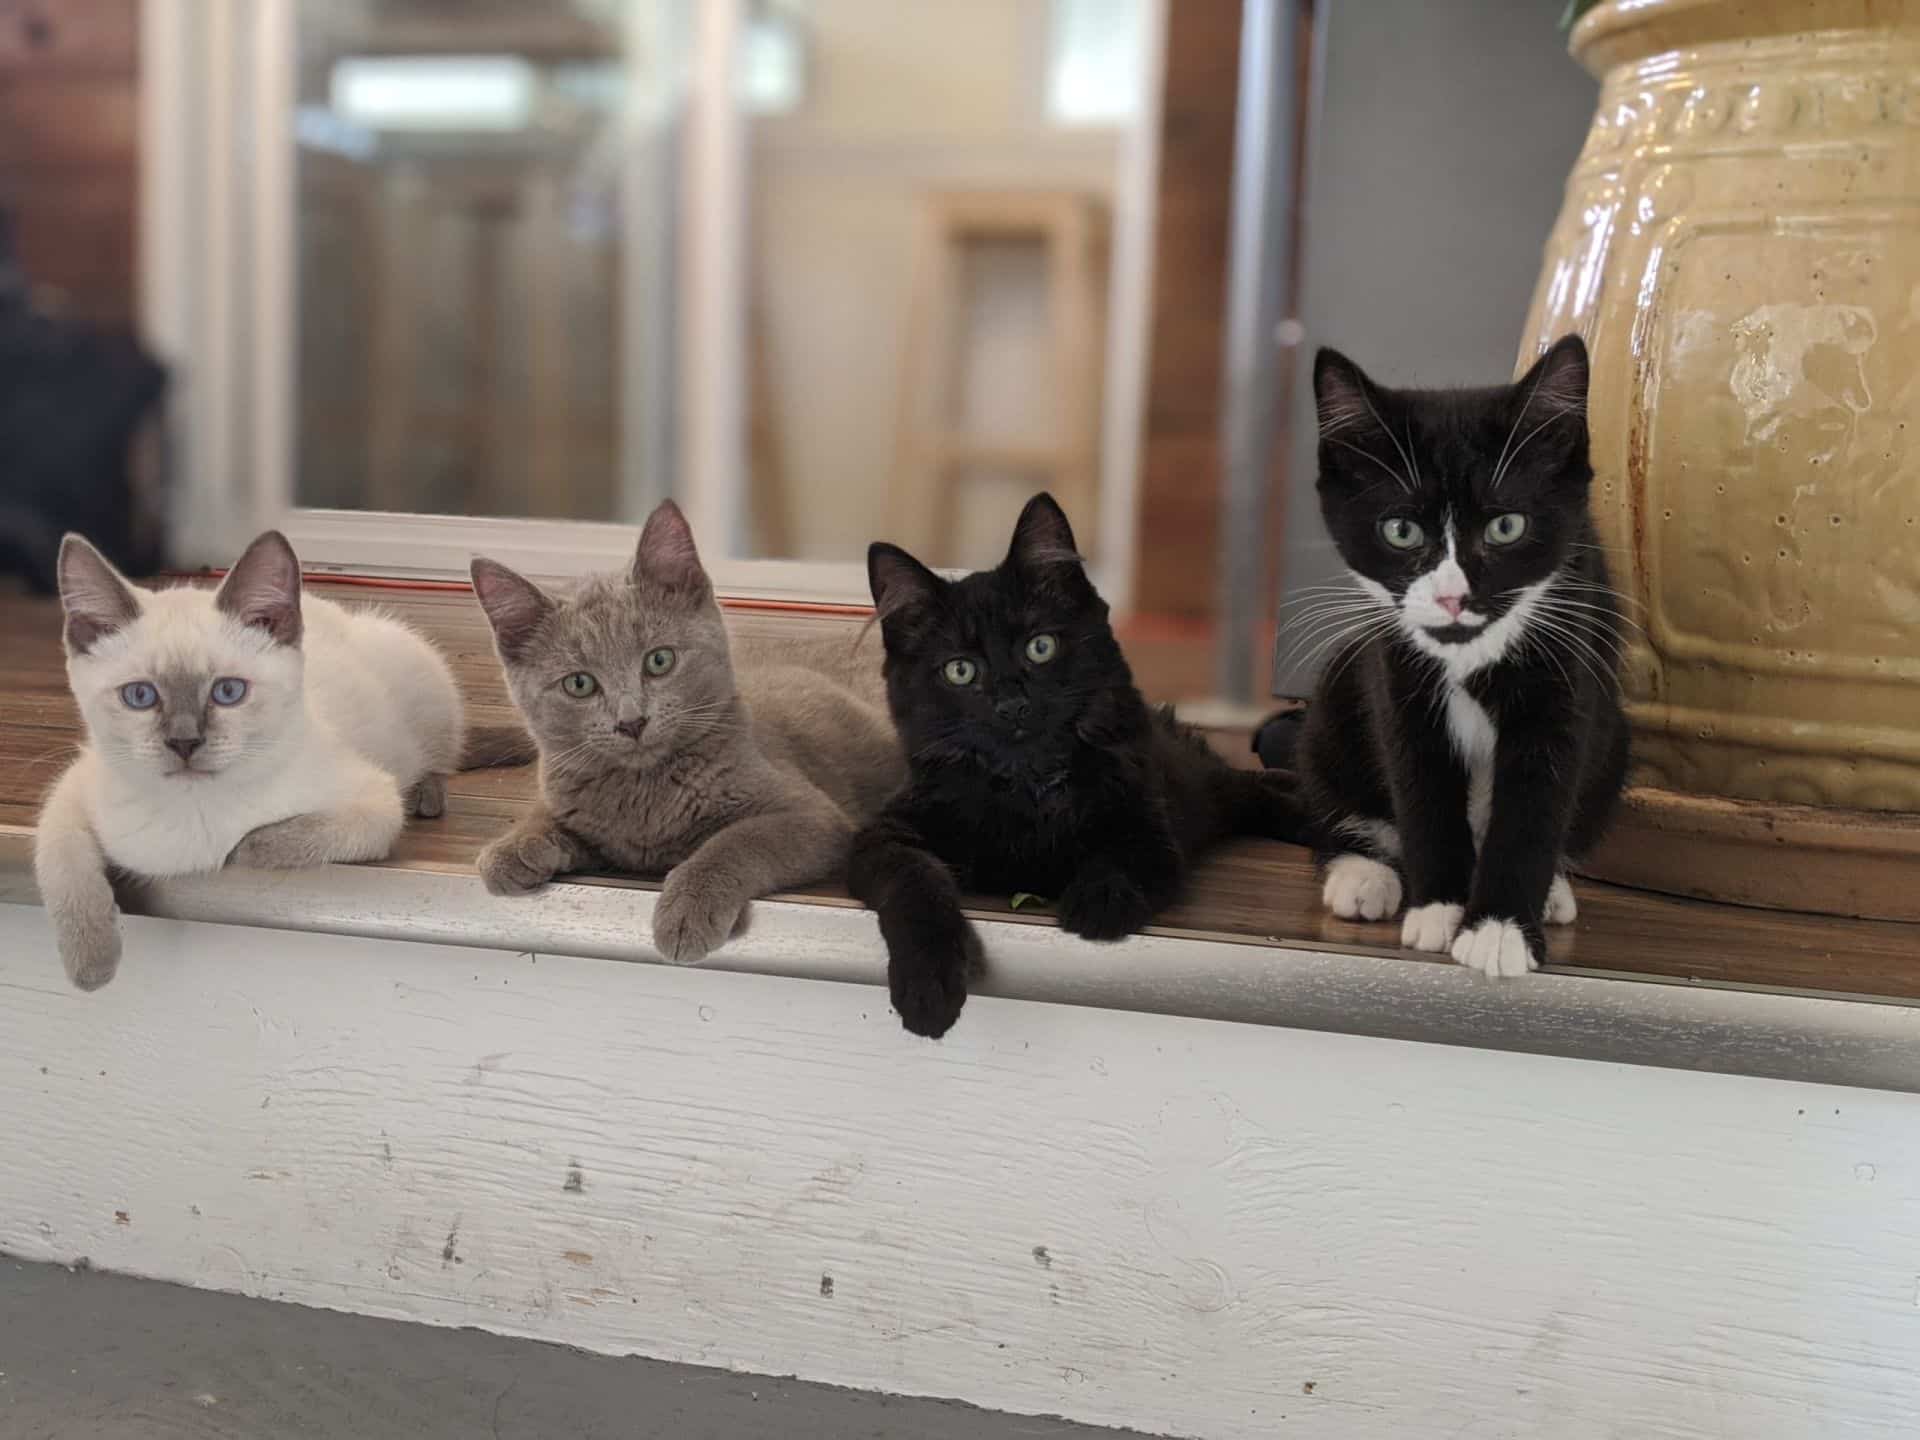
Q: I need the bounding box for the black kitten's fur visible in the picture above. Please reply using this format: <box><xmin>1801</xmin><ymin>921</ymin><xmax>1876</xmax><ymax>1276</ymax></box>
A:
<box><xmin>1267</xmin><ymin>335</ymin><xmax>1628</xmax><ymax>974</ymax></box>
<box><xmin>849</xmin><ymin>494</ymin><xmax>1301</xmax><ymax>1038</ymax></box>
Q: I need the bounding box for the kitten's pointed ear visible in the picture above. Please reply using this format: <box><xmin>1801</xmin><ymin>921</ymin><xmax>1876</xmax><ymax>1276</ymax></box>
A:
<box><xmin>632</xmin><ymin>499</ymin><xmax>711</xmax><ymax>598</ymax></box>
<box><xmin>867</xmin><ymin>542</ymin><xmax>944</xmax><ymax>621</ymax></box>
<box><xmin>1006</xmin><ymin>492</ymin><xmax>1082</xmax><ymax>573</ymax></box>
<box><xmin>470</xmin><ymin>558</ymin><xmax>554</xmax><ymax>663</ymax></box>
<box><xmin>57</xmin><ymin>534</ymin><xmax>142</xmax><ymax>655</ymax></box>
<box><xmin>1515</xmin><ymin>333</ymin><xmax>1590</xmax><ymax>419</ymax></box>
<box><xmin>1313</xmin><ymin>347</ymin><xmax>1379</xmax><ymax>438</ymax></box>
<box><xmin>215</xmin><ymin>530</ymin><xmax>304</xmax><ymax>647</ymax></box>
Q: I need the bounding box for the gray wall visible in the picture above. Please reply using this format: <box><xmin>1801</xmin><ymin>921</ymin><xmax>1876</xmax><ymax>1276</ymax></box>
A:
<box><xmin>1271</xmin><ymin>0</ymin><xmax>1597</xmax><ymax>696</ymax></box>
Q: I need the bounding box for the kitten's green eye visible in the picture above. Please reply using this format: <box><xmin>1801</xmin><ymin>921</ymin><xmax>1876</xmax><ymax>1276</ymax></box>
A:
<box><xmin>1024</xmin><ymin>633</ymin><xmax>1059</xmax><ymax>664</ymax></box>
<box><xmin>644</xmin><ymin>646</ymin><xmax>676</xmax><ymax>676</ymax></box>
<box><xmin>1380</xmin><ymin>517</ymin><xmax>1425</xmax><ymax>550</ymax></box>
<box><xmin>942</xmin><ymin>657</ymin><xmax>979</xmax><ymax>686</ymax></box>
<box><xmin>561</xmin><ymin>671</ymin><xmax>599</xmax><ymax>698</ymax></box>
<box><xmin>1485</xmin><ymin>512</ymin><xmax>1530</xmax><ymax>546</ymax></box>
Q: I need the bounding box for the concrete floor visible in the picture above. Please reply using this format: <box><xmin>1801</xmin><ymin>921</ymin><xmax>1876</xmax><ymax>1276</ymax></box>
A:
<box><xmin>0</xmin><ymin>1258</ymin><xmax>1160</xmax><ymax>1439</ymax></box>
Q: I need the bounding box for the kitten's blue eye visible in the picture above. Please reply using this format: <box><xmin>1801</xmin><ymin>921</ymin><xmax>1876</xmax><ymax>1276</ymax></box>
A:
<box><xmin>1380</xmin><ymin>517</ymin><xmax>1425</xmax><ymax>550</ymax></box>
<box><xmin>1024</xmin><ymin>633</ymin><xmax>1059</xmax><ymax>664</ymax></box>
<box><xmin>210</xmin><ymin>677</ymin><xmax>249</xmax><ymax>706</ymax></box>
<box><xmin>561</xmin><ymin>671</ymin><xmax>599</xmax><ymax>698</ymax></box>
<box><xmin>120</xmin><ymin>681</ymin><xmax>158</xmax><ymax>710</ymax></box>
<box><xmin>1485</xmin><ymin>512</ymin><xmax>1530</xmax><ymax>546</ymax></box>
<box><xmin>942</xmin><ymin>658</ymin><xmax>979</xmax><ymax>686</ymax></box>
<box><xmin>644</xmin><ymin>647</ymin><xmax>676</xmax><ymax>676</ymax></box>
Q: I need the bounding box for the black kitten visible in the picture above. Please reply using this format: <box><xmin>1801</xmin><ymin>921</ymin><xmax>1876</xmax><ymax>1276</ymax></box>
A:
<box><xmin>1271</xmin><ymin>335</ymin><xmax>1628</xmax><ymax>976</ymax></box>
<box><xmin>849</xmin><ymin>493</ymin><xmax>1301</xmax><ymax>1038</ymax></box>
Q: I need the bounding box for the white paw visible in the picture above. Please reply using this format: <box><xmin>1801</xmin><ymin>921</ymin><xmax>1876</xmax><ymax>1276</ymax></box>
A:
<box><xmin>1321</xmin><ymin>854</ymin><xmax>1402</xmax><ymax>921</ymax></box>
<box><xmin>1450</xmin><ymin>917</ymin><xmax>1539</xmax><ymax>977</ymax></box>
<box><xmin>1400</xmin><ymin>901</ymin><xmax>1464</xmax><ymax>953</ymax></box>
<box><xmin>1545</xmin><ymin>872</ymin><xmax>1578</xmax><ymax>926</ymax></box>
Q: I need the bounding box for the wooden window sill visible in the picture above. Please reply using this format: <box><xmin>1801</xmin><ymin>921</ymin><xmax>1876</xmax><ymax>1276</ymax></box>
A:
<box><xmin>4</xmin><ymin>581</ymin><xmax>1918</xmax><ymax>1093</ymax></box>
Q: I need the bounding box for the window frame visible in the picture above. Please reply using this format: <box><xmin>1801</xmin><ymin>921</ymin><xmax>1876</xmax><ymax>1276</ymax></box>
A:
<box><xmin>139</xmin><ymin>0</ymin><xmax>1165</xmax><ymax>601</ymax></box>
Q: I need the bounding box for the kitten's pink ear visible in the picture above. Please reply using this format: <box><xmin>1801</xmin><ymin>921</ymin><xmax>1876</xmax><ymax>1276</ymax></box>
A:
<box><xmin>1312</xmin><ymin>347</ymin><xmax>1379</xmax><ymax>439</ymax></box>
<box><xmin>215</xmin><ymin>531</ymin><xmax>304</xmax><ymax>647</ymax></box>
<box><xmin>470</xmin><ymin>558</ymin><xmax>553</xmax><ymax>662</ymax></box>
<box><xmin>1515</xmin><ymin>333</ymin><xmax>1590</xmax><ymax>418</ymax></box>
<box><xmin>867</xmin><ymin>542</ymin><xmax>944</xmax><ymax>620</ymax></box>
<box><xmin>1006</xmin><ymin>493</ymin><xmax>1082</xmax><ymax>573</ymax></box>
<box><xmin>632</xmin><ymin>499</ymin><xmax>711</xmax><ymax>597</ymax></box>
<box><xmin>58</xmin><ymin>534</ymin><xmax>141</xmax><ymax>655</ymax></box>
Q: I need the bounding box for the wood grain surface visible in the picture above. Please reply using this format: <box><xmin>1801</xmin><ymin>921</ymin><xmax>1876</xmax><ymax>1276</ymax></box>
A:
<box><xmin>3</xmin><ymin>581</ymin><xmax>1915</xmax><ymax>999</ymax></box>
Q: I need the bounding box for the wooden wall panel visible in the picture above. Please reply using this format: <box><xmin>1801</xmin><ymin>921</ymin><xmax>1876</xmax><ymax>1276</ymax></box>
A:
<box><xmin>1132</xmin><ymin>0</ymin><xmax>1242</xmax><ymax>620</ymax></box>
<box><xmin>0</xmin><ymin>0</ymin><xmax>142</xmax><ymax>330</ymax></box>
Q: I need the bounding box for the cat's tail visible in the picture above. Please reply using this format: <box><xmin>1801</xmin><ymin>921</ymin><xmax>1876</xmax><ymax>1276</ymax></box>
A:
<box><xmin>460</xmin><ymin>722</ymin><xmax>539</xmax><ymax>770</ymax></box>
<box><xmin>1211</xmin><ymin>765</ymin><xmax>1308</xmax><ymax>846</ymax></box>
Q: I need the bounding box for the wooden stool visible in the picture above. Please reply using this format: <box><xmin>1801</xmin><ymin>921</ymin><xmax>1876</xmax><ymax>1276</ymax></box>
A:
<box><xmin>889</xmin><ymin>189</ymin><xmax>1105</xmax><ymax>563</ymax></box>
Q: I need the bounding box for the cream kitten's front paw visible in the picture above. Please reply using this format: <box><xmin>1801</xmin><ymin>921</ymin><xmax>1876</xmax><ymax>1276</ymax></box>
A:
<box><xmin>54</xmin><ymin>907</ymin><xmax>122</xmax><ymax>991</ymax></box>
<box><xmin>405</xmin><ymin>774</ymin><xmax>447</xmax><ymax>819</ymax></box>
<box><xmin>653</xmin><ymin>869</ymin><xmax>746</xmax><ymax>965</ymax></box>
<box><xmin>227</xmin><ymin>815</ymin><xmax>326</xmax><ymax>869</ymax></box>
<box><xmin>477</xmin><ymin>831</ymin><xmax>569</xmax><ymax>895</ymax></box>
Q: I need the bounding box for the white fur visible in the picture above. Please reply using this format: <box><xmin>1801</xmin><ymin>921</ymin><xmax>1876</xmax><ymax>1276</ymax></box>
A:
<box><xmin>36</xmin><ymin>573</ymin><xmax>464</xmax><ymax>987</ymax></box>
<box><xmin>1407</xmin><ymin>574</ymin><xmax>1553</xmax><ymax>684</ymax></box>
<box><xmin>1333</xmin><ymin>816</ymin><xmax>1402</xmax><ymax>860</ymax></box>
<box><xmin>1444</xmin><ymin>687</ymin><xmax>1497</xmax><ymax>848</ymax></box>
<box><xmin>1399</xmin><ymin>522</ymin><xmax>1487</xmax><ymax>632</ymax></box>
<box><xmin>57</xmin><ymin>589</ymin><xmax>461</xmax><ymax>876</ymax></box>
<box><xmin>1546</xmin><ymin>872</ymin><xmax>1578</xmax><ymax>925</ymax></box>
<box><xmin>1321</xmin><ymin>854</ymin><xmax>1402</xmax><ymax>921</ymax></box>
<box><xmin>1451</xmin><ymin>916</ymin><xmax>1538</xmax><ymax>977</ymax></box>
<box><xmin>1400</xmin><ymin>901</ymin><xmax>1464</xmax><ymax>953</ymax></box>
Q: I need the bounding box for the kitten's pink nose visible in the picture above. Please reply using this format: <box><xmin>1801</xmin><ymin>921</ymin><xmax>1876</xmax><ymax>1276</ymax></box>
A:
<box><xmin>615</xmin><ymin>717</ymin><xmax>648</xmax><ymax>740</ymax></box>
<box><xmin>1436</xmin><ymin>594</ymin><xmax>1466</xmax><ymax>620</ymax></box>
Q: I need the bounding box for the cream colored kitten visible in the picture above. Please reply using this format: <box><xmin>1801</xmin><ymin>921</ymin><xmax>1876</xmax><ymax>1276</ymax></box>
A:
<box><xmin>35</xmin><ymin>531</ymin><xmax>466</xmax><ymax>990</ymax></box>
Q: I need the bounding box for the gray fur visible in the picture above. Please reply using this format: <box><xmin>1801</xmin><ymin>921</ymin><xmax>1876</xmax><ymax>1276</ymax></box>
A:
<box><xmin>470</xmin><ymin>501</ymin><xmax>904</xmax><ymax>963</ymax></box>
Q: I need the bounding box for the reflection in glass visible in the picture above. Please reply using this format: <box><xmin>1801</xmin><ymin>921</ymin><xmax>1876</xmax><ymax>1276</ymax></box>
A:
<box><xmin>292</xmin><ymin>1</ymin><xmax>1153</xmax><ymax>572</ymax></box>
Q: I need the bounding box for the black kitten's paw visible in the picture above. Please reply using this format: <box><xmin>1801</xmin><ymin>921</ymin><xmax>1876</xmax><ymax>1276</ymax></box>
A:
<box><xmin>1059</xmin><ymin>864</ymin><xmax>1154</xmax><ymax>941</ymax></box>
<box><xmin>885</xmin><ymin>920</ymin><xmax>982</xmax><ymax>1039</ymax></box>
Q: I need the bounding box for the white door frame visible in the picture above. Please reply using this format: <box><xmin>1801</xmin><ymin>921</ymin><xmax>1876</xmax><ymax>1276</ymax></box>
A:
<box><xmin>139</xmin><ymin>0</ymin><xmax>1160</xmax><ymax>604</ymax></box>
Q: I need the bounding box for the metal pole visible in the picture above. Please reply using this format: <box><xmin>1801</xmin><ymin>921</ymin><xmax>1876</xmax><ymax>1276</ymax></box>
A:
<box><xmin>1214</xmin><ymin>0</ymin><xmax>1299</xmax><ymax>703</ymax></box>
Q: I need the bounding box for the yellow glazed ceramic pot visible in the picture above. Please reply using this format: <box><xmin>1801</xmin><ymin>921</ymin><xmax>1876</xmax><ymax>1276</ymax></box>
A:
<box><xmin>1522</xmin><ymin>0</ymin><xmax>1920</xmax><ymax>916</ymax></box>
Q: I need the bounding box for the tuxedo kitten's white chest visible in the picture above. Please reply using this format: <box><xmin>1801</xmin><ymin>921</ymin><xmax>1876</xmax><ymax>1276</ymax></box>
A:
<box><xmin>1444</xmin><ymin>686</ymin><xmax>1496</xmax><ymax>847</ymax></box>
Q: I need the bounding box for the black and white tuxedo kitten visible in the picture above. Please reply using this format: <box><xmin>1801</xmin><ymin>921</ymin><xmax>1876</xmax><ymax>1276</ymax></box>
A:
<box><xmin>1272</xmin><ymin>335</ymin><xmax>1629</xmax><ymax>977</ymax></box>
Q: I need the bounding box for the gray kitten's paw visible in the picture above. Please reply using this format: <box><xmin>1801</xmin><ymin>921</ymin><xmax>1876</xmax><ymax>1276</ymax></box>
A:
<box><xmin>477</xmin><ymin>830</ymin><xmax>570</xmax><ymax>896</ymax></box>
<box><xmin>405</xmin><ymin>774</ymin><xmax>448</xmax><ymax>819</ymax></box>
<box><xmin>55</xmin><ymin>909</ymin><xmax>122</xmax><ymax>992</ymax></box>
<box><xmin>653</xmin><ymin>869</ymin><xmax>747</xmax><ymax>965</ymax></box>
<box><xmin>227</xmin><ymin>815</ymin><xmax>325</xmax><ymax>869</ymax></box>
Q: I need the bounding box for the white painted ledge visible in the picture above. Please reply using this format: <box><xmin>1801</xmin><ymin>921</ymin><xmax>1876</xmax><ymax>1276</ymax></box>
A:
<box><xmin>3</xmin><ymin>850</ymin><xmax>1918</xmax><ymax>1094</ymax></box>
<box><xmin>2</xmin><ymin>904</ymin><xmax>1919</xmax><ymax>1439</ymax></box>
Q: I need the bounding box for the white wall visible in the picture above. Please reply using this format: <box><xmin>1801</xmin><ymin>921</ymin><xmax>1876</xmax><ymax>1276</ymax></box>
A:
<box><xmin>749</xmin><ymin>0</ymin><xmax>1128</xmax><ymax>566</ymax></box>
<box><xmin>4</xmin><ymin>904</ymin><xmax>1919</xmax><ymax>1439</ymax></box>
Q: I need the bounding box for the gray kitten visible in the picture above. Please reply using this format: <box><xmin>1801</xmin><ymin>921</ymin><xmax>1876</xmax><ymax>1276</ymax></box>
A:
<box><xmin>470</xmin><ymin>500</ymin><xmax>904</xmax><ymax>963</ymax></box>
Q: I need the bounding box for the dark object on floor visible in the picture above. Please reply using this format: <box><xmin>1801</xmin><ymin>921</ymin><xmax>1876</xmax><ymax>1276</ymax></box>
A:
<box><xmin>1253</xmin><ymin>707</ymin><xmax>1304</xmax><ymax>771</ymax></box>
<box><xmin>0</xmin><ymin>208</ymin><xmax>168</xmax><ymax>593</ymax></box>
